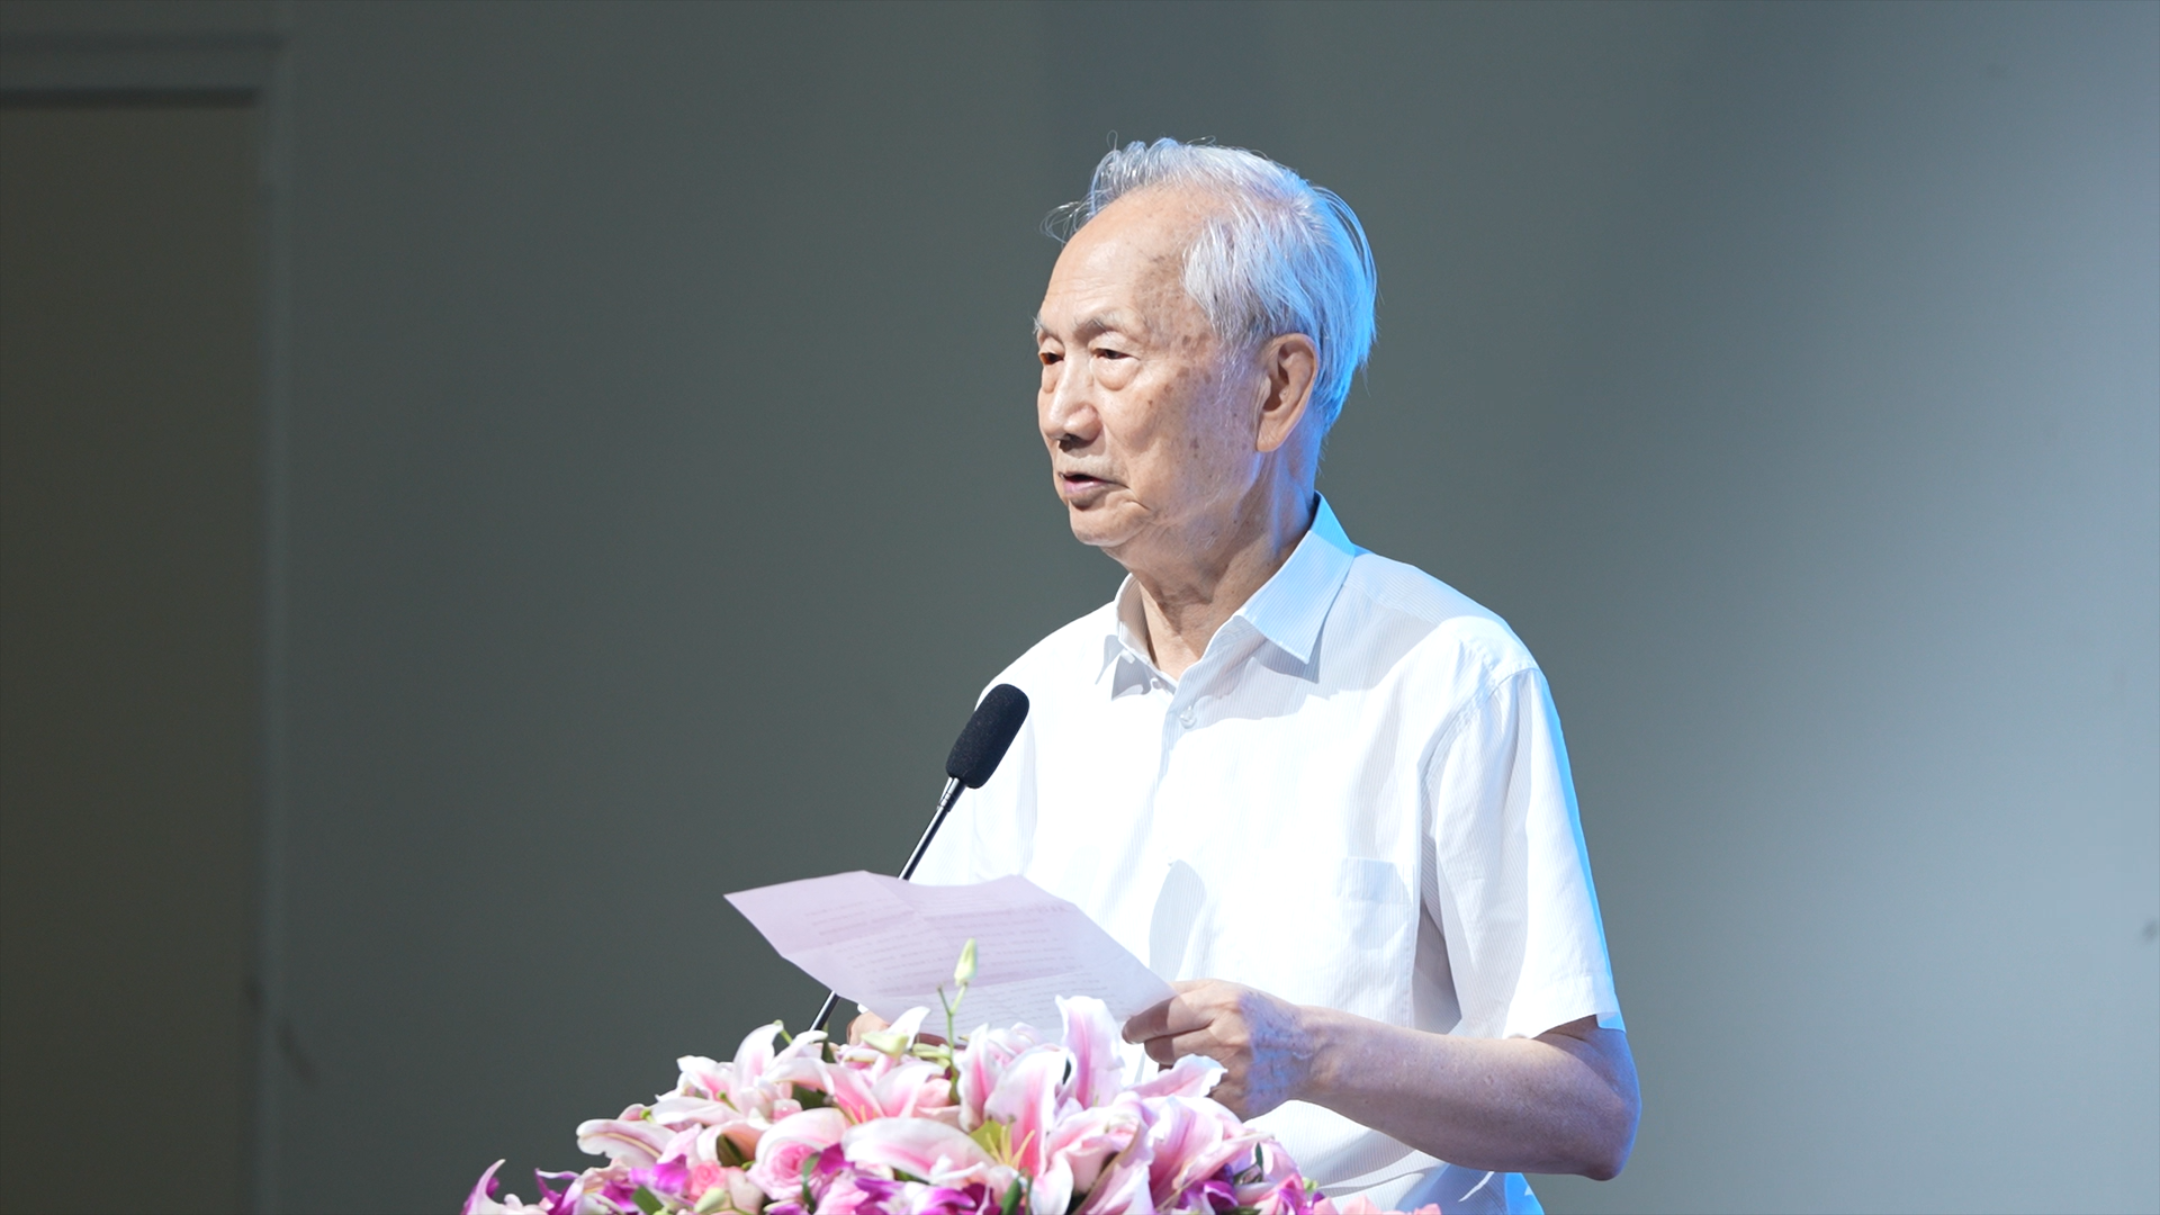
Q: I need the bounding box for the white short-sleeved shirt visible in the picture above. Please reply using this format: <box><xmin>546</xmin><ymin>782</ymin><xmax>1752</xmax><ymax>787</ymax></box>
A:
<box><xmin>913</xmin><ymin>496</ymin><xmax>1623</xmax><ymax>1213</ymax></box>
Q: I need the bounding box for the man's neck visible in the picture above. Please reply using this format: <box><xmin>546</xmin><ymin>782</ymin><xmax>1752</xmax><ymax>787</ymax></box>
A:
<box><xmin>1123</xmin><ymin>485</ymin><xmax>1316</xmax><ymax>681</ymax></box>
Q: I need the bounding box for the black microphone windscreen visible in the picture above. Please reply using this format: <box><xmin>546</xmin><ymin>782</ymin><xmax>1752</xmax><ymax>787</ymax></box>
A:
<box><xmin>944</xmin><ymin>684</ymin><xmax>1029</xmax><ymax>788</ymax></box>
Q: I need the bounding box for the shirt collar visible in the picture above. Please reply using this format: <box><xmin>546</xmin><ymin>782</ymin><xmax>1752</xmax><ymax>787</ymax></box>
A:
<box><xmin>1098</xmin><ymin>494</ymin><xmax>1360</xmax><ymax>681</ymax></box>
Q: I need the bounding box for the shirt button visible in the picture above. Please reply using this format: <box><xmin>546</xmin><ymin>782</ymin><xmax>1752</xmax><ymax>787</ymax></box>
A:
<box><xmin>1178</xmin><ymin>706</ymin><xmax>1197</xmax><ymax>728</ymax></box>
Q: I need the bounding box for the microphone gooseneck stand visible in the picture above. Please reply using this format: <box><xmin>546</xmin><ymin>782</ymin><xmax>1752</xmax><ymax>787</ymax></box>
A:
<box><xmin>804</xmin><ymin>682</ymin><xmax>1027</xmax><ymax>1040</ymax></box>
<box><xmin>807</xmin><ymin>775</ymin><xmax>965</xmax><ymax>1037</ymax></box>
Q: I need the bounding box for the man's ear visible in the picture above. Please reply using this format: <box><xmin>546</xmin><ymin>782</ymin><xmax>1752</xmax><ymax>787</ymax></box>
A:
<box><xmin>1254</xmin><ymin>332</ymin><xmax>1320</xmax><ymax>454</ymax></box>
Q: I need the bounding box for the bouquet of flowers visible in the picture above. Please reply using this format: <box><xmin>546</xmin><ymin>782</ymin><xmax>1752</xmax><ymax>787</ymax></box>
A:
<box><xmin>465</xmin><ymin>944</ymin><xmax>1436</xmax><ymax>1215</ymax></box>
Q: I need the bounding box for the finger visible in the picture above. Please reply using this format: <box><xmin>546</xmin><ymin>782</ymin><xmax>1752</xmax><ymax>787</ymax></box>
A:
<box><xmin>1209</xmin><ymin>1083</ymin><xmax>1250</xmax><ymax>1119</ymax></box>
<box><xmin>1122</xmin><ymin>995</ymin><xmax>1180</xmax><ymax>1043</ymax></box>
<box><xmin>1123</xmin><ymin>992</ymin><xmax>1218</xmax><ymax>1044</ymax></box>
<box><xmin>1167</xmin><ymin>1029</ymin><xmax>1231</xmax><ymax>1065</ymax></box>
<box><xmin>1140</xmin><ymin>1025</ymin><xmax>1230</xmax><ymax>1068</ymax></box>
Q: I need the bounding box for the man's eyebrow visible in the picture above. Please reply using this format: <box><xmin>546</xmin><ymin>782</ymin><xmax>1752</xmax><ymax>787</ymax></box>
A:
<box><xmin>1034</xmin><ymin>311</ymin><xmax>1140</xmax><ymax>341</ymax></box>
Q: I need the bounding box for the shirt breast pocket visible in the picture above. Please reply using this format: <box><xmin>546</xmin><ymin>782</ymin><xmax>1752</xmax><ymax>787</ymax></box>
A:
<box><xmin>1204</xmin><ymin>854</ymin><xmax>1414</xmax><ymax>1015</ymax></box>
<box><xmin>1329</xmin><ymin>857</ymin><xmax>1412</xmax><ymax>954</ymax></box>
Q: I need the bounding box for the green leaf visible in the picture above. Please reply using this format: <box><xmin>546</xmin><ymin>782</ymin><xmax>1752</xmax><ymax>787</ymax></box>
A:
<box><xmin>631</xmin><ymin>1185</ymin><xmax>665</xmax><ymax>1215</ymax></box>
<box><xmin>1000</xmin><ymin>1176</ymin><xmax>1025</xmax><ymax>1215</ymax></box>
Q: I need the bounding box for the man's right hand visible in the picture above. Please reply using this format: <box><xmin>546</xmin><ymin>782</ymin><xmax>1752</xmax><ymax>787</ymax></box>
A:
<box><xmin>846</xmin><ymin>1009</ymin><xmax>889</xmax><ymax>1045</ymax></box>
<box><xmin>845</xmin><ymin>1009</ymin><xmax>947</xmax><ymax>1048</ymax></box>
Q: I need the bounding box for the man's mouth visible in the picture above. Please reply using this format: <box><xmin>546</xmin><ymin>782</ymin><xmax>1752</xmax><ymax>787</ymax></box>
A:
<box><xmin>1059</xmin><ymin>471</ymin><xmax>1115</xmax><ymax>499</ymax></box>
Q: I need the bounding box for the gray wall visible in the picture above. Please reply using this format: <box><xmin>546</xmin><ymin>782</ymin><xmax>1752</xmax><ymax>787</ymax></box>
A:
<box><xmin>1</xmin><ymin>102</ymin><xmax>262</xmax><ymax>1215</ymax></box>
<box><xmin>10</xmin><ymin>2</ymin><xmax>2158</xmax><ymax>1212</ymax></box>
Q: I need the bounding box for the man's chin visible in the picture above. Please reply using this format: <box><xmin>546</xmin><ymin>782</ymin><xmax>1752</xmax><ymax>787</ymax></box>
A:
<box><xmin>1068</xmin><ymin>525</ymin><xmax>1122</xmax><ymax>551</ymax></box>
<box><xmin>1065</xmin><ymin>509</ymin><xmax>1134</xmax><ymax>553</ymax></box>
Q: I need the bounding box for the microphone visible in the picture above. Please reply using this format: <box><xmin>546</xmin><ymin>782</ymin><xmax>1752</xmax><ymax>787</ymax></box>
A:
<box><xmin>809</xmin><ymin>684</ymin><xmax>1029</xmax><ymax>1035</ymax></box>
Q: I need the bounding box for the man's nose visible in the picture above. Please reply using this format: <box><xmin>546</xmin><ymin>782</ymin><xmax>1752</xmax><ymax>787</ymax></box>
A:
<box><xmin>1040</xmin><ymin>364</ymin><xmax>1099</xmax><ymax>446</ymax></box>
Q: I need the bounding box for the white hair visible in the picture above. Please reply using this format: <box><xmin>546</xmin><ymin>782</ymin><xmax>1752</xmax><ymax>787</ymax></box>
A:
<box><xmin>1050</xmin><ymin>138</ymin><xmax>1378</xmax><ymax>430</ymax></box>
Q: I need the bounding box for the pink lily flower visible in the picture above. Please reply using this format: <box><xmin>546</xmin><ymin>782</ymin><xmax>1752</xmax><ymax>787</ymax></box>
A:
<box><xmin>683</xmin><ymin>1030</ymin><xmax>825</xmax><ymax>1165</ymax></box>
<box><xmin>848</xmin><ymin>1177</ymin><xmax>1004</xmax><ymax>1215</ymax></box>
<box><xmin>732</xmin><ymin>1026</ymin><xmax>782</xmax><ymax>1091</ymax></box>
<box><xmin>473</xmin><ymin>985</ymin><xmax>1392</xmax><ymax>1215</ymax></box>
<box><xmin>760</xmin><ymin>1046</ymin><xmax>832</xmax><ymax>1098</ymax></box>
<box><xmin>766</xmin><ymin>1164</ymin><xmax>874</xmax><ymax>1215</ymax></box>
<box><xmin>748</xmin><ymin>1107</ymin><xmax>850</xmax><ymax>1199</ymax></box>
<box><xmin>680</xmin><ymin>1162</ymin><xmax>766</xmax><ymax>1213</ymax></box>
<box><xmin>1053</xmin><ymin>997</ymin><xmax>1125</xmax><ymax>1112</ymax></box>
<box><xmin>676</xmin><ymin>1055</ymin><xmax>735</xmax><ymax>1101</ymax></box>
<box><xmin>840</xmin><ymin>1117</ymin><xmax>1015</xmax><ymax>1193</ymax></box>
<box><xmin>978</xmin><ymin>1045</ymin><xmax>1144</xmax><ymax>1215</ymax></box>
<box><xmin>1230</xmin><ymin>1141</ymin><xmax>1317</xmax><ymax>1214</ymax></box>
<box><xmin>462</xmin><ymin>1160</ymin><xmax>555</xmax><ymax>1215</ymax></box>
<box><xmin>632</xmin><ymin>1126</ymin><xmax>708</xmax><ymax>1202</ymax></box>
<box><xmin>816</xmin><ymin>1010</ymin><xmax>955</xmax><ymax>1126</ymax></box>
<box><xmin>1070</xmin><ymin>1127</ymin><xmax>1155</xmax><ymax>1215</ymax></box>
<box><xmin>728</xmin><ymin>1092</ymin><xmax>808</xmax><ymax>1163</ymax></box>
<box><xmin>882</xmin><ymin>1059</ymin><xmax>960</xmax><ymax>1123</ymax></box>
<box><xmin>1236</xmin><ymin>1171</ymin><xmax>1319</xmax><ymax>1215</ymax></box>
<box><xmin>1029</xmin><ymin>1101</ymin><xmax>1143</xmax><ymax>1214</ymax></box>
<box><xmin>576</xmin><ymin>1105</ymin><xmax>677</xmax><ymax>1168</ymax></box>
<box><xmin>723</xmin><ymin>1025</ymin><xmax>832</xmax><ymax>1119</ymax></box>
<box><xmin>981</xmin><ymin>1046</ymin><xmax>1070</xmax><ymax>1176</ymax></box>
<box><xmin>951</xmin><ymin>1024</ymin><xmax>1043</xmax><ymax>1131</ymax></box>
<box><xmin>1139</xmin><ymin>1095</ymin><xmax>1262</xmax><ymax>1203</ymax></box>
<box><xmin>1129</xmin><ymin>1054</ymin><xmax>1224</xmax><ymax>1101</ymax></box>
<box><xmin>686</xmin><ymin>1122</ymin><xmax>747</xmax><ymax>1173</ymax></box>
<box><xmin>826</xmin><ymin>1055</ymin><xmax>959</xmax><ymax>1125</ymax></box>
<box><xmin>648</xmin><ymin>1091</ymin><xmax>742</xmax><ymax>1128</ymax></box>
<box><xmin>532</xmin><ymin>1166</ymin><xmax>635</xmax><ymax>1215</ymax></box>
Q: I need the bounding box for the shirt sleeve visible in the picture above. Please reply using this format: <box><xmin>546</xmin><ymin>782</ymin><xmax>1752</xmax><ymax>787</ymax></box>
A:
<box><xmin>1422</xmin><ymin>665</ymin><xmax>1624</xmax><ymax>1040</ymax></box>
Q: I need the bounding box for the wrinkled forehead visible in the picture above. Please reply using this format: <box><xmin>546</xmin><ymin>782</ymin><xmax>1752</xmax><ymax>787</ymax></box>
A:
<box><xmin>1036</xmin><ymin>188</ymin><xmax>1221</xmax><ymax>340</ymax></box>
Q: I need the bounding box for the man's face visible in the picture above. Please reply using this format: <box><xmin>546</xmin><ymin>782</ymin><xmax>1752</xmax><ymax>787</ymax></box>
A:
<box><xmin>1034</xmin><ymin>189</ymin><xmax>1267</xmax><ymax>561</ymax></box>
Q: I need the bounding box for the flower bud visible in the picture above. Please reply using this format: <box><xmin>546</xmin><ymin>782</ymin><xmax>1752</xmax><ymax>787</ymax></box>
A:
<box><xmin>954</xmin><ymin>938</ymin><xmax>978</xmax><ymax>989</ymax></box>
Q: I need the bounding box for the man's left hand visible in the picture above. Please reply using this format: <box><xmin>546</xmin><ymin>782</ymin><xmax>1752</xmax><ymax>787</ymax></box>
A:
<box><xmin>1121</xmin><ymin>979</ymin><xmax>1316</xmax><ymax>1119</ymax></box>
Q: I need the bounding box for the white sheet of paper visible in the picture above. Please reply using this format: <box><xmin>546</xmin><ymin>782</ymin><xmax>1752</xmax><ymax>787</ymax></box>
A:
<box><xmin>727</xmin><ymin>871</ymin><xmax>1176</xmax><ymax>1034</ymax></box>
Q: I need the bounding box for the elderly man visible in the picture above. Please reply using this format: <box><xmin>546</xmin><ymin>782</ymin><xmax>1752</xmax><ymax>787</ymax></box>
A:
<box><xmin>907</xmin><ymin>140</ymin><xmax>1639</xmax><ymax>1213</ymax></box>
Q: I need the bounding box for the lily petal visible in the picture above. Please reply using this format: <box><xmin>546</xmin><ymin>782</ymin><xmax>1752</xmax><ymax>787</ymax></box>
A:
<box><xmin>1130</xmin><ymin>1055</ymin><xmax>1223</xmax><ymax>1101</ymax></box>
<box><xmin>1055</xmin><ymin>997</ymin><xmax>1124</xmax><ymax>1111</ymax></box>
<box><xmin>747</xmin><ymin>1107</ymin><xmax>849</xmax><ymax>1199</ymax></box>
<box><xmin>841</xmin><ymin>1118</ymin><xmax>1010</xmax><ymax>1192</ymax></box>
<box><xmin>983</xmin><ymin>1046</ymin><xmax>1073</xmax><ymax>1175</ymax></box>
<box><xmin>576</xmin><ymin>1107</ymin><xmax>675</xmax><ymax>1168</ymax></box>
<box><xmin>462</xmin><ymin>1160</ymin><xmax>506</xmax><ymax>1215</ymax></box>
